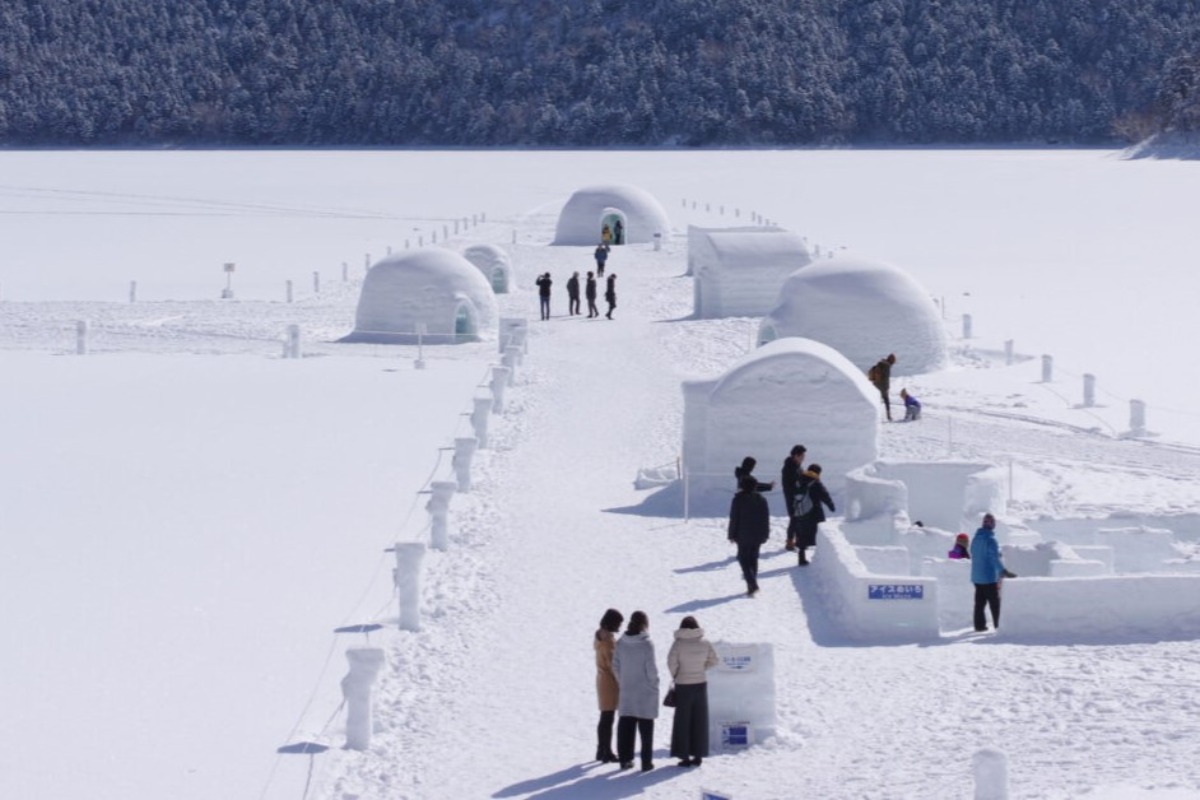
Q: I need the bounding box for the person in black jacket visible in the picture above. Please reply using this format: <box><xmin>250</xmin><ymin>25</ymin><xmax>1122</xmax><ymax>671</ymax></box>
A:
<box><xmin>794</xmin><ymin>464</ymin><xmax>835</xmax><ymax>566</ymax></box>
<box><xmin>870</xmin><ymin>353</ymin><xmax>896</xmax><ymax>421</ymax></box>
<box><xmin>567</xmin><ymin>271</ymin><xmax>581</xmax><ymax>316</ymax></box>
<box><xmin>780</xmin><ymin>444</ymin><xmax>806</xmax><ymax>551</ymax></box>
<box><xmin>536</xmin><ymin>272</ymin><xmax>552</xmax><ymax>321</ymax></box>
<box><xmin>733</xmin><ymin>456</ymin><xmax>774</xmax><ymax>493</ymax></box>
<box><xmin>727</xmin><ymin>475</ymin><xmax>771</xmax><ymax>597</ymax></box>
<box><xmin>585</xmin><ymin>271</ymin><xmax>599</xmax><ymax>318</ymax></box>
<box><xmin>604</xmin><ymin>274</ymin><xmax>617</xmax><ymax>320</ymax></box>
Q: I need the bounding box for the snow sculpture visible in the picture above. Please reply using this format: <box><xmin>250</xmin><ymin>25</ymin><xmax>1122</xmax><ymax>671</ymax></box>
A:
<box><xmin>461</xmin><ymin>243</ymin><xmax>513</xmax><ymax>294</ymax></box>
<box><xmin>340</xmin><ymin>248</ymin><xmax>497</xmax><ymax>344</ymax></box>
<box><xmin>394</xmin><ymin>542</ymin><xmax>425</xmax><ymax>632</ymax></box>
<box><xmin>552</xmin><ymin>184</ymin><xmax>671</xmax><ymax>246</ymax></box>
<box><xmin>341</xmin><ymin>647</ymin><xmax>386</xmax><ymax>751</ymax></box>
<box><xmin>426</xmin><ymin>481</ymin><xmax>457</xmax><ymax>551</ymax></box>
<box><xmin>691</xmin><ymin>228</ymin><xmax>812</xmax><ymax>318</ymax></box>
<box><xmin>759</xmin><ymin>256</ymin><xmax>948</xmax><ymax>375</ymax></box>
<box><xmin>681</xmin><ymin>338</ymin><xmax>878</xmax><ymax>516</ymax></box>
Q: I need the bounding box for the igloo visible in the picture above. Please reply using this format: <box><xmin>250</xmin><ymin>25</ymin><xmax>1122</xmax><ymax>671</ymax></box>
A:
<box><xmin>758</xmin><ymin>256</ymin><xmax>948</xmax><ymax>375</ymax></box>
<box><xmin>462</xmin><ymin>243</ymin><xmax>513</xmax><ymax>293</ymax></box>
<box><xmin>681</xmin><ymin>337</ymin><xmax>878</xmax><ymax>516</ymax></box>
<box><xmin>340</xmin><ymin>248</ymin><xmax>497</xmax><ymax>344</ymax></box>
<box><xmin>691</xmin><ymin>228</ymin><xmax>812</xmax><ymax>318</ymax></box>
<box><xmin>552</xmin><ymin>184</ymin><xmax>671</xmax><ymax>246</ymax></box>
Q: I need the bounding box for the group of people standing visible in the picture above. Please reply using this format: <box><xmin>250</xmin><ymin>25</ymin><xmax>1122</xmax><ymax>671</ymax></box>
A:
<box><xmin>726</xmin><ymin>445</ymin><xmax>837</xmax><ymax>597</ymax></box>
<box><xmin>594</xmin><ymin>609</ymin><xmax>719</xmax><ymax>772</ymax></box>
<box><xmin>536</xmin><ymin>270</ymin><xmax>618</xmax><ymax>320</ymax></box>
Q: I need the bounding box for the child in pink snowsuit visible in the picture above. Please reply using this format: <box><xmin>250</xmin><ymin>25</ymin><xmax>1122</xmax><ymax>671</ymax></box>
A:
<box><xmin>948</xmin><ymin>533</ymin><xmax>971</xmax><ymax>559</ymax></box>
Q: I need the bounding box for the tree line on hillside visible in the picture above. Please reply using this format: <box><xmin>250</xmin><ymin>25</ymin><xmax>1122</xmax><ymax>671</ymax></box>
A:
<box><xmin>1</xmin><ymin>0</ymin><xmax>1199</xmax><ymax>147</ymax></box>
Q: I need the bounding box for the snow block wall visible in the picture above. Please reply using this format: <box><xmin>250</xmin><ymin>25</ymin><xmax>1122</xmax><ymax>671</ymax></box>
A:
<box><xmin>682</xmin><ymin>338</ymin><xmax>878</xmax><ymax>517</ymax></box>
<box><xmin>1003</xmin><ymin>574</ymin><xmax>1200</xmax><ymax>641</ymax></box>
<box><xmin>691</xmin><ymin>228</ymin><xmax>812</xmax><ymax>318</ymax></box>
<box><xmin>707</xmin><ymin>642</ymin><xmax>776</xmax><ymax>751</ymax></box>
<box><xmin>461</xmin><ymin>243</ymin><xmax>514</xmax><ymax>293</ymax></box>
<box><xmin>685</xmin><ymin>224</ymin><xmax>783</xmax><ymax>276</ymax></box>
<box><xmin>812</xmin><ymin>526</ymin><xmax>940</xmax><ymax>642</ymax></box>
<box><xmin>845</xmin><ymin>460</ymin><xmax>1005</xmax><ymax>533</ymax></box>
<box><xmin>551</xmin><ymin>184</ymin><xmax>671</xmax><ymax>246</ymax></box>
<box><xmin>758</xmin><ymin>256</ymin><xmax>948</xmax><ymax>375</ymax></box>
<box><xmin>341</xmin><ymin>248</ymin><xmax>498</xmax><ymax>344</ymax></box>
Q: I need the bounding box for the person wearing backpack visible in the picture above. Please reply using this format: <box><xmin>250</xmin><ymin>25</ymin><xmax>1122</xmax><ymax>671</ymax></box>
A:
<box><xmin>780</xmin><ymin>444</ymin><xmax>807</xmax><ymax>551</ymax></box>
<box><xmin>869</xmin><ymin>354</ymin><xmax>896</xmax><ymax>421</ymax></box>
<box><xmin>793</xmin><ymin>464</ymin><xmax>835</xmax><ymax>566</ymax></box>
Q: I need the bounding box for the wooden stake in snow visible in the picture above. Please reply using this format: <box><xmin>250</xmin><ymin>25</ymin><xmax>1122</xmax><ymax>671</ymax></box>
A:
<box><xmin>286</xmin><ymin>280</ymin><xmax>293</xmax><ymax>304</ymax></box>
<box><xmin>341</xmin><ymin>647</ymin><xmax>385</xmax><ymax>751</ymax></box>
<box><xmin>1083</xmin><ymin>373</ymin><xmax>1096</xmax><ymax>408</ymax></box>
<box><xmin>394</xmin><ymin>542</ymin><xmax>425</xmax><ymax>632</ymax></box>
<box><xmin>75</xmin><ymin>320</ymin><xmax>88</xmax><ymax>355</ymax></box>
<box><xmin>129</xmin><ymin>281</ymin><xmax>137</xmax><ymax>303</ymax></box>
<box><xmin>1041</xmin><ymin>355</ymin><xmax>1053</xmax><ymax>382</ymax></box>
<box><xmin>426</xmin><ymin>480</ymin><xmax>457</xmax><ymax>551</ymax></box>
<box><xmin>1004</xmin><ymin>339</ymin><xmax>1014</xmax><ymax>365</ymax></box>
<box><xmin>312</xmin><ymin>271</ymin><xmax>320</xmax><ymax>294</ymax></box>
<box><xmin>489</xmin><ymin>366</ymin><xmax>510</xmax><ymax>413</ymax></box>
<box><xmin>1130</xmin><ymin>399</ymin><xmax>1146</xmax><ymax>435</ymax></box>
<box><xmin>502</xmin><ymin>345</ymin><xmax>520</xmax><ymax>384</ymax></box>
<box><xmin>471</xmin><ymin>396</ymin><xmax>493</xmax><ymax>449</ymax></box>
<box><xmin>342</xmin><ymin>262</ymin><xmax>348</xmax><ymax>282</ymax></box>
<box><xmin>453</xmin><ymin>436</ymin><xmax>478</xmax><ymax>493</ymax></box>
<box><xmin>285</xmin><ymin>325</ymin><xmax>301</xmax><ymax>359</ymax></box>
<box><xmin>962</xmin><ymin>314</ymin><xmax>973</xmax><ymax>340</ymax></box>
<box><xmin>972</xmin><ymin>748</ymin><xmax>1009</xmax><ymax>800</ymax></box>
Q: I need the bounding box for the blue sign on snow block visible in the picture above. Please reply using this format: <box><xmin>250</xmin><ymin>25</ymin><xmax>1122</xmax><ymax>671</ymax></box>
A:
<box><xmin>868</xmin><ymin>584</ymin><xmax>925</xmax><ymax>600</ymax></box>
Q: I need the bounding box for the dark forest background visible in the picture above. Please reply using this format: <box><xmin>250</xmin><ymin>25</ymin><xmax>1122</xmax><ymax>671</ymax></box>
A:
<box><xmin>2</xmin><ymin>0</ymin><xmax>1200</xmax><ymax>147</ymax></box>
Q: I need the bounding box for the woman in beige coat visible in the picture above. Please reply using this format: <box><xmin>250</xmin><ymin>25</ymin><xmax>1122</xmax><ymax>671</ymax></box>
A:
<box><xmin>593</xmin><ymin>608</ymin><xmax>623</xmax><ymax>763</ymax></box>
<box><xmin>666</xmin><ymin>615</ymin><xmax>719</xmax><ymax>767</ymax></box>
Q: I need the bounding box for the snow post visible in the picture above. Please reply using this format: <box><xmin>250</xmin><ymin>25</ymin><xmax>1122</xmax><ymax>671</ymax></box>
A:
<box><xmin>1130</xmin><ymin>399</ymin><xmax>1147</xmax><ymax>435</ymax></box>
<box><xmin>489</xmin><ymin>366</ymin><xmax>510</xmax><ymax>413</ymax></box>
<box><xmin>394</xmin><ymin>542</ymin><xmax>425</xmax><ymax>632</ymax></box>
<box><xmin>654</xmin><ymin>232</ymin><xmax>662</xmax><ymax>251</ymax></box>
<box><xmin>312</xmin><ymin>271</ymin><xmax>320</xmax><ymax>294</ymax></box>
<box><xmin>509</xmin><ymin>324</ymin><xmax>528</xmax><ymax>355</ymax></box>
<box><xmin>502</xmin><ymin>345</ymin><xmax>521</xmax><ymax>384</ymax></box>
<box><xmin>1004</xmin><ymin>339</ymin><xmax>1014</xmax><ymax>365</ymax></box>
<box><xmin>443</xmin><ymin>225</ymin><xmax>448</xmax><ymax>240</ymax></box>
<box><xmin>972</xmin><ymin>748</ymin><xmax>1009</xmax><ymax>800</ymax></box>
<box><xmin>512</xmin><ymin>229</ymin><xmax>517</xmax><ymax>244</ymax></box>
<box><xmin>471</xmin><ymin>395</ymin><xmax>493</xmax><ymax>449</ymax></box>
<box><xmin>75</xmin><ymin>320</ymin><xmax>88</xmax><ymax>355</ymax></box>
<box><xmin>453</xmin><ymin>436</ymin><xmax>478</xmax><ymax>493</ymax></box>
<box><xmin>426</xmin><ymin>480</ymin><xmax>457</xmax><ymax>551</ymax></box>
<box><xmin>1041</xmin><ymin>355</ymin><xmax>1053</xmax><ymax>382</ymax></box>
<box><xmin>285</xmin><ymin>325</ymin><xmax>301</xmax><ymax>359</ymax></box>
<box><xmin>962</xmin><ymin>313</ymin><xmax>973</xmax><ymax>339</ymax></box>
<box><xmin>286</xmin><ymin>280</ymin><xmax>293</xmax><ymax>303</ymax></box>
<box><xmin>1083</xmin><ymin>373</ymin><xmax>1096</xmax><ymax>408</ymax></box>
<box><xmin>341</xmin><ymin>646</ymin><xmax>386</xmax><ymax>751</ymax></box>
<box><xmin>431</xmin><ymin>230</ymin><xmax>437</xmax><ymax>244</ymax></box>
<box><xmin>129</xmin><ymin>281</ymin><xmax>137</xmax><ymax>303</ymax></box>
<box><xmin>342</xmin><ymin>262</ymin><xmax>348</xmax><ymax>282</ymax></box>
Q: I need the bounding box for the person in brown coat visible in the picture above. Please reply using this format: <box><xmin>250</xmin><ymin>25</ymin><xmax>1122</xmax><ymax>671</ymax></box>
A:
<box><xmin>594</xmin><ymin>608</ymin><xmax>624</xmax><ymax>762</ymax></box>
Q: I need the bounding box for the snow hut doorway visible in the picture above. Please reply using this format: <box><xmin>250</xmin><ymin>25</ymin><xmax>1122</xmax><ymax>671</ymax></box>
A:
<box><xmin>454</xmin><ymin>303</ymin><xmax>478</xmax><ymax>340</ymax></box>
<box><xmin>601</xmin><ymin>208</ymin><xmax>626</xmax><ymax>245</ymax></box>
<box><xmin>490</xmin><ymin>267</ymin><xmax>507</xmax><ymax>293</ymax></box>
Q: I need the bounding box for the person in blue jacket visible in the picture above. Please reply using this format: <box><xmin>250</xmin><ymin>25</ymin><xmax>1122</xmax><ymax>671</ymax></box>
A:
<box><xmin>900</xmin><ymin>388</ymin><xmax>922</xmax><ymax>421</ymax></box>
<box><xmin>971</xmin><ymin>513</ymin><xmax>1016</xmax><ymax>631</ymax></box>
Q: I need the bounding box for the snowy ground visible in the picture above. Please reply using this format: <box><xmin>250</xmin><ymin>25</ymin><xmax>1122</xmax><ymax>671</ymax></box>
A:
<box><xmin>2</xmin><ymin>150</ymin><xmax>1199</xmax><ymax>800</ymax></box>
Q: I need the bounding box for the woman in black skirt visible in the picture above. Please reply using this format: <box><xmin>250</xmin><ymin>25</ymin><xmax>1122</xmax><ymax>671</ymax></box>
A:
<box><xmin>666</xmin><ymin>616</ymin><xmax>719</xmax><ymax>767</ymax></box>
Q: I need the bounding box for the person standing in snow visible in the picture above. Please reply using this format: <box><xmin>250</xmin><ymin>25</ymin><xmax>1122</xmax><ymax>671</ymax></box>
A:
<box><xmin>593</xmin><ymin>608</ymin><xmax>624</xmax><ymax>763</ymax></box>
<box><xmin>793</xmin><ymin>463</ymin><xmax>835</xmax><ymax>566</ymax></box>
<box><xmin>667</xmin><ymin>616</ymin><xmax>719</xmax><ymax>768</ymax></box>
<box><xmin>781</xmin><ymin>444</ymin><xmax>807</xmax><ymax>551</ymax></box>
<box><xmin>613</xmin><ymin>610</ymin><xmax>660</xmax><ymax>772</ymax></box>
<box><xmin>614</xmin><ymin>218</ymin><xmax>625</xmax><ymax>245</ymax></box>
<box><xmin>604</xmin><ymin>274</ymin><xmax>617</xmax><ymax>320</ymax></box>
<box><xmin>869</xmin><ymin>353</ymin><xmax>897</xmax><ymax>421</ymax></box>
<box><xmin>900</xmin><ymin>388</ymin><xmax>921</xmax><ymax>421</ymax></box>
<box><xmin>594</xmin><ymin>243</ymin><xmax>610</xmax><ymax>277</ymax></box>
<box><xmin>733</xmin><ymin>456</ymin><xmax>774</xmax><ymax>493</ymax></box>
<box><xmin>535</xmin><ymin>272</ymin><xmax>552</xmax><ymax>321</ymax></box>
<box><xmin>971</xmin><ymin>513</ymin><xmax>1016</xmax><ymax>631</ymax></box>
<box><xmin>585</xmin><ymin>271</ymin><xmax>599</xmax><ymax>318</ymax></box>
<box><xmin>728</xmin><ymin>475</ymin><xmax>770</xmax><ymax>596</ymax></box>
<box><xmin>567</xmin><ymin>271</ymin><xmax>581</xmax><ymax>316</ymax></box>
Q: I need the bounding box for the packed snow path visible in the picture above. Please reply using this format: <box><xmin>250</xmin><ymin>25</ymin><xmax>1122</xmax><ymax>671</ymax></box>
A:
<box><xmin>313</xmin><ymin>241</ymin><xmax>1200</xmax><ymax>800</ymax></box>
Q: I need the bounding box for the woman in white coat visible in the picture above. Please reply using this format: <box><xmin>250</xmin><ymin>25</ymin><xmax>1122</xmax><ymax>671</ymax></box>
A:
<box><xmin>612</xmin><ymin>610</ymin><xmax>660</xmax><ymax>772</ymax></box>
<box><xmin>667</xmin><ymin>615</ymin><xmax>719</xmax><ymax>767</ymax></box>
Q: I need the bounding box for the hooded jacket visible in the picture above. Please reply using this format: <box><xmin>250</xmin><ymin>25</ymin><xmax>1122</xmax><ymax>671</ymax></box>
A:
<box><xmin>667</xmin><ymin>628</ymin><xmax>719</xmax><ymax>685</ymax></box>
<box><xmin>970</xmin><ymin>527</ymin><xmax>1007</xmax><ymax>584</ymax></box>
<box><xmin>613</xmin><ymin>631</ymin><xmax>660</xmax><ymax>718</ymax></box>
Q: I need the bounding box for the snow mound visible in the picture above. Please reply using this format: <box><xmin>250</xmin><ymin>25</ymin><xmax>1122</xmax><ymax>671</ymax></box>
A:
<box><xmin>759</xmin><ymin>255</ymin><xmax>948</xmax><ymax>375</ymax></box>
<box><xmin>551</xmin><ymin>184</ymin><xmax>671</xmax><ymax>245</ymax></box>
<box><xmin>461</xmin><ymin>243</ymin><xmax>514</xmax><ymax>293</ymax></box>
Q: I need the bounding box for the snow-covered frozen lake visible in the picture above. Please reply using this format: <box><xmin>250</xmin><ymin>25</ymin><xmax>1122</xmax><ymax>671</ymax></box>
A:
<box><xmin>2</xmin><ymin>149</ymin><xmax>1199</xmax><ymax>800</ymax></box>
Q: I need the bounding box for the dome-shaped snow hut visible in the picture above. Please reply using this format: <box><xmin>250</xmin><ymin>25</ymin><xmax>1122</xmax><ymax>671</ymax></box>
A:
<box><xmin>552</xmin><ymin>184</ymin><xmax>671</xmax><ymax>246</ymax></box>
<box><xmin>691</xmin><ymin>228</ymin><xmax>812</xmax><ymax>318</ymax></box>
<box><xmin>681</xmin><ymin>338</ymin><xmax>879</xmax><ymax>516</ymax></box>
<box><xmin>462</xmin><ymin>243</ymin><xmax>514</xmax><ymax>294</ymax></box>
<box><xmin>340</xmin><ymin>248</ymin><xmax>497</xmax><ymax>344</ymax></box>
<box><xmin>758</xmin><ymin>256</ymin><xmax>948</xmax><ymax>375</ymax></box>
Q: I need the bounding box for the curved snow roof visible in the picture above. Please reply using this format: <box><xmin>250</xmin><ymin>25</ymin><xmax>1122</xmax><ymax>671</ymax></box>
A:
<box><xmin>341</xmin><ymin>248</ymin><xmax>498</xmax><ymax>344</ymax></box>
<box><xmin>759</xmin><ymin>256</ymin><xmax>947</xmax><ymax>375</ymax></box>
<box><xmin>461</xmin><ymin>243</ymin><xmax>514</xmax><ymax>293</ymax></box>
<box><xmin>552</xmin><ymin>184</ymin><xmax>671</xmax><ymax>245</ymax></box>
